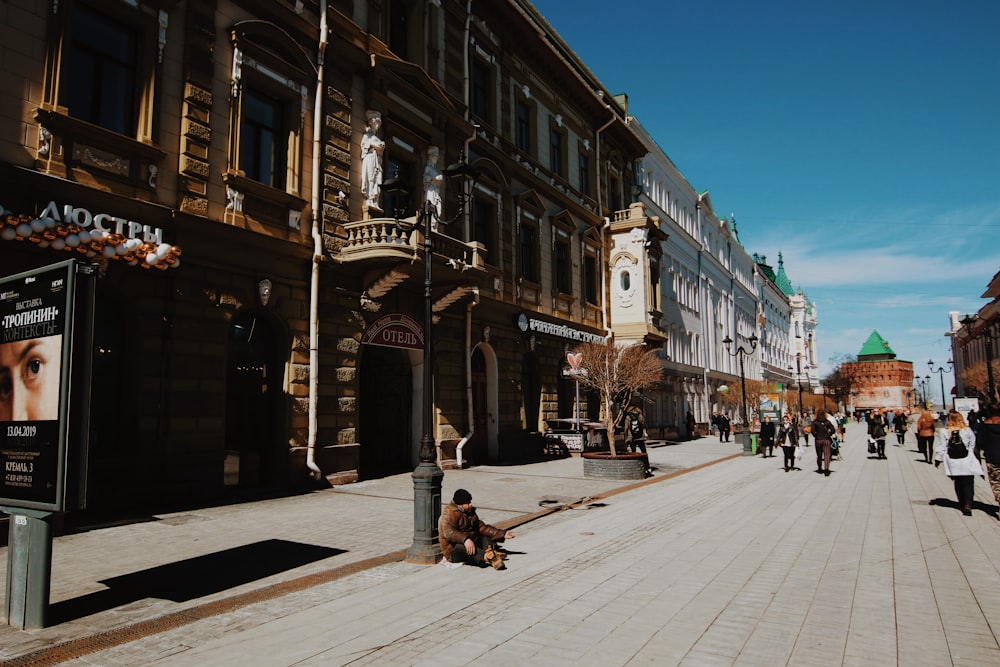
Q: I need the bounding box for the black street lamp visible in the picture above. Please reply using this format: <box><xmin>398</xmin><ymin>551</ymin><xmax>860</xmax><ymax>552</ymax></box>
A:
<box><xmin>723</xmin><ymin>333</ymin><xmax>758</xmax><ymax>456</ymax></box>
<box><xmin>383</xmin><ymin>152</ymin><xmax>479</xmax><ymax>565</ymax></box>
<box><xmin>960</xmin><ymin>314</ymin><xmax>997</xmax><ymax>404</ymax></box>
<box><xmin>787</xmin><ymin>354</ymin><xmax>805</xmax><ymax>422</ymax></box>
<box><xmin>928</xmin><ymin>359</ymin><xmax>953</xmax><ymax>414</ymax></box>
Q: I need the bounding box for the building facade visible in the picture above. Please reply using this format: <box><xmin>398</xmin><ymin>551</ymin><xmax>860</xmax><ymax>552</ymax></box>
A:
<box><xmin>0</xmin><ymin>0</ymin><xmax>652</xmax><ymax>511</ymax></box>
<box><xmin>949</xmin><ymin>268</ymin><xmax>1000</xmax><ymax>404</ymax></box>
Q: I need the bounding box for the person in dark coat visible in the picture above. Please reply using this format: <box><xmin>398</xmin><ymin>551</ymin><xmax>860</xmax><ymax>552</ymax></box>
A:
<box><xmin>811</xmin><ymin>409</ymin><xmax>836</xmax><ymax>476</ymax></box>
<box><xmin>976</xmin><ymin>403</ymin><xmax>1000</xmax><ymax>515</ymax></box>
<box><xmin>868</xmin><ymin>408</ymin><xmax>889</xmax><ymax>459</ymax></box>
<box><xmin>777</xmin><ymin>414</ymin><xmax>800</xmax><ymax>472</ymax></box>
<box><xmin>892</xmin><ymin>411</ymin><xmax>908</xmax><ymax>446</ymax></box>
<box><xmin>439</xmin><ymin>489</ymin><xmax>514</xmax><ymax>569</ymax></box>
<box><xmin>717</xmin><ymin>413</ymin><xmax>731</xmax><ymax>442</ymax></box>
<box><xmin>758</xmin><ymin>415</ymin><xmax>777</xmax><ymax>457</ymax></box>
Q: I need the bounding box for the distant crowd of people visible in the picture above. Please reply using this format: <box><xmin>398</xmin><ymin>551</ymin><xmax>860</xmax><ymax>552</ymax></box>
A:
<box><xmin>705</xmin><ymin>402</ymin><xmax>1000</xmax><ymax>522</ymax></box>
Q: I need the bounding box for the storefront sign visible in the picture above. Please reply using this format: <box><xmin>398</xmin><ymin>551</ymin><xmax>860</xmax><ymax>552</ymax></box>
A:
<box><xmin>0</xmin><ymin>261</ymin><xmax>76</xmax><ymax>511</ymax></box>
<box><xmin>361</xmin><ymin>313</ymin><xmax>423</xmax><ymax>350</ymax></box>
<box><xmin>515</xmin><ymin>312</ymin><xmax>605</xmax><ymax>343</ymax></box>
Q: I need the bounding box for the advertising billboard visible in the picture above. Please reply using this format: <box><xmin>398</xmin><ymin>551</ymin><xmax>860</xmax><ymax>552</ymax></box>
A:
<box><xmin>0</xmin><ymin>261</ymin><xmax>77</xmax><ymax>511</ymax></box>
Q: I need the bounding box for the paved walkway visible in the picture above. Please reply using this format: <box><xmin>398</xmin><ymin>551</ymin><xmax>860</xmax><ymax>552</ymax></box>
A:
<box><xmin>3</xmin><ymin>426</ymin><xmax>1000</xmax><ymax>665</ymax></box>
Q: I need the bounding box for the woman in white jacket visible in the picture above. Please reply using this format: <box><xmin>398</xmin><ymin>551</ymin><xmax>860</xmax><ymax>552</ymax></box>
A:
<box><xmin>934</xmin><ymin>410</ymin><xmax>983</xmax><ymax>516</ymax></box>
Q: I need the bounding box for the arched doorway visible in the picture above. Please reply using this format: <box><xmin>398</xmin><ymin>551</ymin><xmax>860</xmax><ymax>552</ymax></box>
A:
<box><xmin>360</xmin><ymin>345</ymin><xmax>412</xmax><ymax>478</ymax></box>
<box><xmin>226</xmin><ymin>311</ymin><xmax>282</xmax><ymax>487</ymax></box>
<box><xmin>468</xmin><ymin>347</ymin><xmax>488</xmax><ymax>464</ymax></box>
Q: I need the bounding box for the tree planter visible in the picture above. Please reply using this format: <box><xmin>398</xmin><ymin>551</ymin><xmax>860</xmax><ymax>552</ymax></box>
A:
<box><xmin>582</xmin><ymin>451</ymin><xmax>649</xmax><ymax>480</ymax></box>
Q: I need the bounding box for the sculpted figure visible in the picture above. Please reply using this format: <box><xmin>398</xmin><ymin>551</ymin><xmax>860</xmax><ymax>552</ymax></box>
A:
<box><xmin>360</xmin><ymin>110</ymin><xmax>385</xmax><ymax>212</ymax></box>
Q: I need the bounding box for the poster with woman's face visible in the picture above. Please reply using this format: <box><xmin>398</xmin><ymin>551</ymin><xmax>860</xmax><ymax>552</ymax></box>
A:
<box><xmin>0</xmin><ymin>262</ymin><xmax>73</xmax><ymax>508</ymax></box>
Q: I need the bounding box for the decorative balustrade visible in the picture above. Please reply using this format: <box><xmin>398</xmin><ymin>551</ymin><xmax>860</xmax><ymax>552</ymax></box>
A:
<box><xmin>340</xmin><ymin>217</ymin><xmax>483</xmax><ymax>270</ymax></box>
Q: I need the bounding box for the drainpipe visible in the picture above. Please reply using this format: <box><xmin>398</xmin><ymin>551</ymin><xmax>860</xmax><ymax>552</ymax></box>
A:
<box><xmin>697</xmin><ymin>199</ymin><xmax>710</xmax><ymax>422</ymax></box>
<box><xmin>305</xmin><ymin>1</ymin><xmax>328</xmax><ymax>480</ymax></box>
<box><xmin>595</xmin><ymin>102</ymin><xmax>615</xmax><ymax>337</ymax></box>
<box><xmin>458</xmin><ymin>287</ymin><xmax>480</xmax><ymax>467</ymax></box>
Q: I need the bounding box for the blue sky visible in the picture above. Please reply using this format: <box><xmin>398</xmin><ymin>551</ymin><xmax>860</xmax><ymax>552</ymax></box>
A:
<box><xmin>532</xmin><ymin>0</ymin><xmax>1000</xmax><ymax>391</ymax></box>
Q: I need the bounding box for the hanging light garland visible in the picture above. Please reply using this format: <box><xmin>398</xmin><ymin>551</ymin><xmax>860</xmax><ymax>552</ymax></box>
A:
<box><xmin>0</xmin><ymin>205</ymin><xmax>182</xmax><ymax>269</ymax></box>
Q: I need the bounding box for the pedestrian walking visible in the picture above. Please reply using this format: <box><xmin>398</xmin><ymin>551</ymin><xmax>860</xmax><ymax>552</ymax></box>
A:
<box><xmin>777</xmin><ymin>414</ymin><xmax>800</xmax><ymax>471</ymax></box>
<box><xmin>976</xmin><ymin>403</ymin><xmax>1000</xmax><ymax>516</ymax></box>
<box><xmin>758</xmin><ymin>415</ymin><xmax>776</xmax><ymax>457</ymax></box>
<box><xmin>933</xmin><ymin>411</ymin><xmax>983</xmax><ymax>517</ymax></box>
<box><xmin>717</xmin><ymin>413</ymin><xmax>731</xmax><ymax>442</ymax></box>
<box><xmin>868</xmin><ymin>408</ymin><xmax>889</xmax><ymax>459</ymax></box>
<box><xmin>916</xmin><ymin>409</ymin><xmax>936</xmax><ymax>464</ymax></box>
<box><xmin>892</xmin><ymin>410</ymin><xmax>908</xmax><ymax>446</ymax></box>
<box><xmin>811</xmin><ymin>409</ymin><xmax>836</xmax><ymax>476</ymax></box>
<box><xmin>624</xmin><ymin>405</ymin><xmax>651</xmax><ymax>476</ymax></box>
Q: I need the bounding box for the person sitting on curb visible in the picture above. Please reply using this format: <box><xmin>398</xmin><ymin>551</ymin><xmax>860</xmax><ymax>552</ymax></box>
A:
<box><xmin>439</xmin><ymin>488</ymin><xmax>515</xmax><ymax>569</ymax></box>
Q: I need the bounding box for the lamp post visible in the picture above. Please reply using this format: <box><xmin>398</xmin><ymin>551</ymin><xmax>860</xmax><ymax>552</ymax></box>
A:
<box><xmin>923</xmin><ymin>375</ymin><xmax>931</xmax><ymax>409</ymax></box>
<box><xmin>928</xmin><ymin>359</ymin><xmax>953</xmax><ymax>414</ymax></box>
<box><xmin>383</xmin><ymin>151</ymin><xmax>479</xmax><ymax>564</ymax></box>
<box><xmin>723</xmin><ymin>333</ymin><xmax>758</xmax><ymax>456</ymax></box>
<box><xmin>960</xmin><ymin>314</ymin><xmax>997</xmax><ymax>404</ymax></box>
<box><xmin>788</xmin><ymin>354</ymin><xmax>805</xmax><ymax>422</ymax></box>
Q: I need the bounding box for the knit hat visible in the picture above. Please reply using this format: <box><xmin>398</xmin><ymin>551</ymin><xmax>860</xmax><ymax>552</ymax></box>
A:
<box><xmin>453</xmin><ymin>488</ymin><xmax>472</xmax><ymax>505</ymax></box>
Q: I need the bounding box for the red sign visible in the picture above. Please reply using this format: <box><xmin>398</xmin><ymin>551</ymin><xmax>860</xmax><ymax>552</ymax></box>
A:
<box><xmin>361</xmin><ymin>313</ymin><xmax>423</xmax><ymax>350</ymax></box>
<box><xmin>567</xmin><ymin>352</ymin><xmax>583</xmax><ymax>370</ymax></box>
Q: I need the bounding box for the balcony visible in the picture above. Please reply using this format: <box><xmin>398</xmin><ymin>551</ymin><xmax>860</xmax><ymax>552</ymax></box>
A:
<box><xmin>340</xmin><ymin>217</ymin><xmax>486</xmax><ymax>272</ymax></box>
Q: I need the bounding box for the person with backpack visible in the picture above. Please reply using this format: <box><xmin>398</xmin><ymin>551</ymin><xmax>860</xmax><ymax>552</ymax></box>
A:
<box><xmin>868</xmin><ymin>408</ymin><xmax>889</xmax><ymax>459</ymax></box>
<box><xmin>933</xmin><ymin>410</ymin><xmax>982</xmax><ymax>516</ymax></box>
<box><xmin>810</xmin><ymin>409</ymin><xmax>836</xmax><ymax>476</ymax></box>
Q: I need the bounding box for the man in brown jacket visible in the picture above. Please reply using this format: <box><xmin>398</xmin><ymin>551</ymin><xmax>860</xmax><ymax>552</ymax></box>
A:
<box><xmin>917</xmin><ymin>409</ymin><xmax>936</xmax><ymax>464</ymax></box>
<box><xmin>439</xmin><ymin>488</ymin><xmax>515</xmax><ymax>569</ymax></box>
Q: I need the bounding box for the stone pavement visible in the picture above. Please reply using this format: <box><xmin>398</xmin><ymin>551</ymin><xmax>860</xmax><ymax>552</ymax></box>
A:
<box><xmin>4</xmin><ymin>426</ymin><xmax>1000</xmax><ymax>665</ymax></box>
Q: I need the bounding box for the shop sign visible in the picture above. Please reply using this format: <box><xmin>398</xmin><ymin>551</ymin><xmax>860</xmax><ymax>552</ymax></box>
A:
<box><xmin>515</xmin><ymin>312</ymin><xmax>605</xmax><ymax>343</ymax></box>
<box><xmin>361</xmin><ymin>313</ymin><xmax>423</xmax><ymax>350</ymax></box>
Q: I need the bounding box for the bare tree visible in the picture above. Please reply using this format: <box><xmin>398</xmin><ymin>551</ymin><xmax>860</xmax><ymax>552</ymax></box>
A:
<box><xmin>571</xmin><ymin>340</ymin><xmax>661</xmax><ymax>455</ymax></box>
<box><xmin>961</xmin><ymin>360</ymin><xmax>1000</xmax><ymax>402</ymax></box>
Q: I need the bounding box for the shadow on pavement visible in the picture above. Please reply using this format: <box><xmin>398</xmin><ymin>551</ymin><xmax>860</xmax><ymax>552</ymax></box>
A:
<box><xmin>49</xmin><ymin>539</ymin><xmax>344</xmax><ymax>624</ymax></box>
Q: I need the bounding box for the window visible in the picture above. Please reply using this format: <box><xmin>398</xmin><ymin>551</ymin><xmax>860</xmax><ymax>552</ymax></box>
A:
<box><xmin>515</xmin><ymin>99</ymin><xmax>532</xmax><ymax>154</ymax></box>
<box><xmin>472</xmin><ymin>197</ymin><xmax>495</xmax><ymax>264</ymax></box>
<box><xmin>520</xmin><ymin>223</ymin><xmax>538</xmax><ymax>282</ymax></box>
<box><xmin>578</xmin><ymin>152</ymin><xmax>591</xmax><ymax>196</ymax></box>
<box><xmin>584</xmin><ymin>252</ymin><xmax>599</xmax><ymax>305</ymax></box>
<box><xmin>66</xmin><ymin>6</ymin><xmax>137</xmax><ymax>135</ymax></box>
<box><xmin>471</xmin><ymin>59</ymin><xmax>491</xmax><ymax>122</ymax></box>
<box><xmin>240</xmin><ymin>90</ymin><xmax>287</xmax><ymax>189</ymax></box>
<box><xmin>549</xmin><ymin>127</ymin><xmax>564</xmax><ymax>177</ymax></box>
<box><xmin>555</xmin><ymin>238</ymin><xmax>571</xmax><ymax>294</ymax></box>
<box><xmin>384</xmin><ymin>157</ymin><xmax>414</xmax><ymax>216</ymax></box>
<box><xmin>388</xmin><ymin>0</ymin><xmax>411</xmax><ymax>60</ymax></box>
<box><xmin>609</xmin><ymin>174</ymin><xmax>621</xmax><ymax>211</ymax></box>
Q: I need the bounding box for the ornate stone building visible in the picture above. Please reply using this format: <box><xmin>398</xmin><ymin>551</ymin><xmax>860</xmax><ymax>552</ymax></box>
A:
<box><xmin>0</xmin><ymin>0</ymin><xmax>645</xmax><ymax>511</ymax></box>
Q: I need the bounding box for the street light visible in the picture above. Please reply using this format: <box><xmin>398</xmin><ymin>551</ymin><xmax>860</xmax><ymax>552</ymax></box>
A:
<box><xmin>928</xmin><ymin>359</ymin><xmax>953</xmax><ymax>414</ymax></box>
<box><xmin>383</xmin><ymin>151</ymin><xmax>479</xmax><ymax>564</ymax></box>
<box><xmin>960</xmin><ymin>314</ymin><xmax>997</xmax><ymax>404</ymax></box>
<box><xmin>788</xmin><ymin>353</ymin><xmax>805</xmax><ymax>421</ymax></box>
<box><xmin>723</xmin><ymin>333</ymin><xmax>758</xmax><ymax>456</ymax></box>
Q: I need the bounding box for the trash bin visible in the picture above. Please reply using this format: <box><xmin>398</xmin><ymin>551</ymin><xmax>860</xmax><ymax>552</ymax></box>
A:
<box><xmin>750</xmin><ymin>434</ymin><xmax>759</xmax><ymax>454</ymax></box>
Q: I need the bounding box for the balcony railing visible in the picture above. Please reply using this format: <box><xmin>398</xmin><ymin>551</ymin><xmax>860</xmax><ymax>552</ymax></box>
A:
<box><xmin>340</xmin><ymin>217</ymin><xmax>485</xmax><ymax>270</ymax></box>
